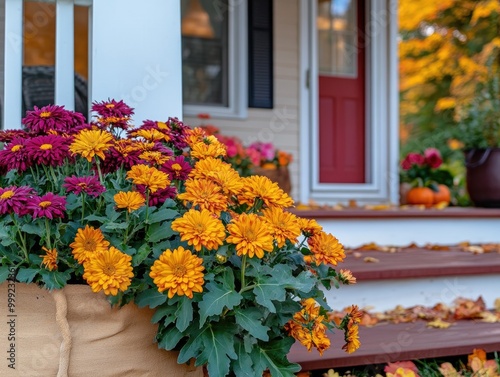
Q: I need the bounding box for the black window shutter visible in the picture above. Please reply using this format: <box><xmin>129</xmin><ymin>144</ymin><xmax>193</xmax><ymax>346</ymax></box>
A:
<box><xmin>248</xmin><ymin>0</ymin><xmax>273</xmax><ymax>109</ymax></box>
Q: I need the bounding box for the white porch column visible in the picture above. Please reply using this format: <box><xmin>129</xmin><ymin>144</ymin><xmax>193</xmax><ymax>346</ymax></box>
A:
<box><xmin>3</xmin><ymin>0</ymin><xmax>23</xmax><ymax>130</ymax></box>
<box><xmin>55</xmin><ymin>0</ymin><xmax>75</xmax><ymax>110</ymax></box>
<box><xmin>89</xmin><ymin>0</ymin><xmax>183</xmax><ymax>124</ymax></box>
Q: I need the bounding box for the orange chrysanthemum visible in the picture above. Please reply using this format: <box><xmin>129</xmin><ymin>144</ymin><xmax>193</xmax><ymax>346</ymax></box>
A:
<box><xmin>238</xmin><ymin>175</ymin><xmax>294</xmax><ymax>209</ymax></box>
<box><xmin>338</xmin><ymin>269</ymin><xmax>357</xmax><ymax>285</ymax></box>
<box><xmin>226</xmin><ymin>213</ymin><xmax>274</xmax><ymax>258</ymax></box>
<box><xmin>185</xmin><ymin>127</ymin><xmax>209</xmax><ymax>147</ymax></box>
<box><xmin>149</xmin><ymin>246</ymin><xmax>205</xmax><ymax>299</ymax></box>
<box><xmin>41</xmin><ymin>246</ymin><xmax>58</xmax><ymax>271</ymax></box>
<box><xmin>307</xmin><ymin>231</ymin><xmax>345</xmax><ymax>266</ymax></box>
<box><xmin>83</xmin><ymin>246</ymin><xmax>134</xmax><ymax>296</ymax></box>
<box><xmin>190</xmin><ymin>136</ymin><xmax>227</xmax><ymax>159</ymax></box>
<box><xmin>285</xmin><ymin>299</ymin><xmax>331</xmax><ymax>355</ymax></box>
<box><xmin>262</xmin><ymin>207</ymin><xmax>301</xmax><ymax>247</ymax></box>
<box><xmin>346</xmin><ymin>305</ymin><xmax>363</xmax><ymax>324</ymax></box>
<box><xmin>114</xmin><ymin>191</ymin><xmax>146</xmax><ymax>212</ymax></box>
<box><xmin>70</xmin><ymin>225</ymin><xmax>110</xmax><ymax>264</ymax></box>
<box><xmin>69</xmin><ymin>129</ymin><xmax>114</xmax><ymax>161</ymax></box>
<box><xmin>298</xmin><ymin>217</ymin><xmax>323</xmax><ymax>237</ymax></box>
<box><xmin>171</xmin><ymin>209</ymin><xmax>226</xmax><ymax>251</ymax></box>
<box><xmin>342</xmin><ymin>324</ymin><xmax>361</xmax><ymax>354</ymax></box>
<box><xmin>177</xmin><ymin>178</ymin><xmax>228</xmax><ymax>214</ymax></box>
<box><xmin>126</xmin><ymin>164</ymin><xmax>170</xmax><ymax>193</ymax></box>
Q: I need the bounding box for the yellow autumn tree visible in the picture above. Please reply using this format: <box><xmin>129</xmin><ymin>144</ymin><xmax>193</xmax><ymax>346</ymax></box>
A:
<box><xmin>399</xmin><ymin>0</ymin><xmax>500</xmax><ymax>155</ymax></box>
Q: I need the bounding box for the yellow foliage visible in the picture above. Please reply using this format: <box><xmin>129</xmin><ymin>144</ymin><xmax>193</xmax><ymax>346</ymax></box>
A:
<box><xmin>471</xmin><ymin>0</ymin><xmax>500</xmax><ymax>25</ymax></box>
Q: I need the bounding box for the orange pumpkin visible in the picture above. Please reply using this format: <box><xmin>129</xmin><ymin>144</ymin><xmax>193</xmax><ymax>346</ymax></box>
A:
<box><xmin>433</xmin><ymin>184</ymin><xmax>451</xmax><ymax>204</ymax></box>
<box><xmin>406</xmin><ymin>187</ymin><xmax>435</xmax><ymax>207</ymax></box>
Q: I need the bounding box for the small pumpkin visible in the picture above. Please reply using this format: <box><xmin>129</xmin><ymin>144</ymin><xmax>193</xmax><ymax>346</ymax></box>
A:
<box><xmin>406</xmin><ymin>187</ymin><xmax>435</xmax><ymax>207</ymax></box>
<box><xmin>432</xmin><ymin>184</ymin><xmax>451</xmax><ymax>204</ymax></box>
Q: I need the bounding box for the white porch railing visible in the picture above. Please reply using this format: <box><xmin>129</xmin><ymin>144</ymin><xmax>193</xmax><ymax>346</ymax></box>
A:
<box><xmin>3</xmin><ymin>0</ymin><xmax>183</xmax><ymax>130</ymax></box>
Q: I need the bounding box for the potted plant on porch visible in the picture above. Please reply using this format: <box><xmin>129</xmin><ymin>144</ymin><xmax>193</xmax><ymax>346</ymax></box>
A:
<box><xmin>453</xmin><ymin>51</ymin><xmax>500</xmax><ymax>207</ymax></box>
<box><xmin>0</xmin><ymin>101</ymin><xmax>359</xmax><ymax>376</ymax></box>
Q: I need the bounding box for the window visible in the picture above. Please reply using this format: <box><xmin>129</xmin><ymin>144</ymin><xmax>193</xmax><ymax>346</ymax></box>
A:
<box><xmin>181</xmin><ymin>0</ymin><xmax>247</xmax><ymax>118</ymax></box>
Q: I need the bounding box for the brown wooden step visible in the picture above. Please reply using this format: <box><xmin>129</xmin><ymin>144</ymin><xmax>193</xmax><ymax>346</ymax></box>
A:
<box><xmin>288</xmin><ymin>320</ymin><xmax>500</xmax><ymax>371</ymax></box>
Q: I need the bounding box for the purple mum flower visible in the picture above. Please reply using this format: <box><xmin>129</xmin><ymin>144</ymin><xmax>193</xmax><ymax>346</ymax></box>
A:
<box><xmin>161</xmin><ymin>155</ymin><xmax>192</xmax><ymax>181</ymax></box>
<box><xmin>63</xmin><ymin>175</ymin><xmax>106</xmax><ymax>197</ymax></box>
<box><xmin>0</xmin><ymin>186</ymin><xmax>35</xmax><ymax>216</ymax></box>
<box><xmin>28</xmin><ymin>193</ymin><xmax>67</xmax><ymax>219</ymax></box>
<box><xmin>0</xmin><ymin>137</ymin><xmax>31</xmax><ymax>172</ymax></box>
<box><xmin>22</xmin><ymin>105</ymin><xmax>76</xmax><ymax>134</ymax></box>
<box><xmin>26</xmin><ymin>134</ymin><xmax>71</xmax><ymax>167</ymax></box>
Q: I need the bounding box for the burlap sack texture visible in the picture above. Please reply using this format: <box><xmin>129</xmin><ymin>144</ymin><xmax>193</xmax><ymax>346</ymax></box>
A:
<box><xmin>0</xmin><ymin>283</ymin><xmax>203</xmax><ymax>377</ymax></box>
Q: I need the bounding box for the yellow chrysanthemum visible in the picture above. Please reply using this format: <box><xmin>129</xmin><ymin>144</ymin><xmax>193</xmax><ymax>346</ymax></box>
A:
<box><xmin>190</xmin><ymin>136</ymin><xmax>227</xmax><ymax>160</ymax></box>
<box><xmin>189</xmin><ymin>157</ymin><xmax>231</xmax><ymax>180</ymax></box>
<box><xmin>83</xmin><ymin>246</ymin><xmax>134</xmax><ymax>296</ymax></box>
<box><xmin>185</xmin><ymin>127</ymin><xmax>209</xmax><ymax>147</ymax></box>
<box><xmin>41</xmin><ymin>246</ymin><xmax>58</xmax><ymax>271</ymax></box>
<box><xmin>114</xmin><ymin>191</ymin><xmax>146</xmax><ymax>212</ymax></box>
<box><xmin>177</xmin><ymin>178</ymin><xmax>228</xmax><ymax>214</ymax></box>
<box><xmin>171</xmin><ymin>209</ymin><xmax>226</xmax><ymax>251</ymax></box>
<box><xmin>126</xmin><ymin>164</ymin><xmax>170</xmax><ymax>193</ymax></box>
<box><xmin>69</xmin><ymin>129</ymin><xmax>114</xmax><ymax>162</ymax></box>
<box><xmin>139</xmin><ymin>150</ymin><xmax>170</xmax><ymax>165</ymax></box>
<box><xmin>149</xmin><ymin>246</ymin><xmax>205</xmax><ymax>299</ymax></box>
<box><xmin>297</xmin><ymin>217</ymin><xmax>323</xmax><ymax>237</ymax></box>
<box><xmin>342</xmin><ymin>324</ymin><xmax>361</xmax><ymax>354</ymax></box>
<box><xmin>262</xmin><ymin>207</ymin><xmax>301</xmax><ymax>247</ymax></box>
<box><xmin>311</xmin><ymin>317</ymin><xmax>331</xmax><ymax>356</ymax></box>
<box><xmin>130</xmin><ymin>128</ymin><xmax>170</xmax><ymax>142</ymax></box>
<box><xmin>239</xmin><ymin>175</ymin><xmax>294</xmax><ymax>209</ymax></box>
<box><xmin>226</xmin><ymin>213</ymin><xmax>274</xmax><ymax>258</ymax></box>
<box><xmin>70</xmin><ymin>225</ymin><xmax>110</xmax><ymax>264</ymax></box>
<box><xmin>306</xmin><ymin>231</ymin><xmax>345</xmax><ymax>266</ymax></box>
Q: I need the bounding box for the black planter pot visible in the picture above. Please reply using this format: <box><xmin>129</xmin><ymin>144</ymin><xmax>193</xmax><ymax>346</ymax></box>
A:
<box><xmin>465</xmin><ymin>148</ymin><xmax>500</xmax><ymax>208</ymax></box>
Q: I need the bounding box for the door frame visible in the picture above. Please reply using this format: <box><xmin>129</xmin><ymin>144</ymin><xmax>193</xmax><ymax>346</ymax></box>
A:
<box><xmin>298</xmin><ymin>0</ymin><xmax>399</xmax><ymax>204</ymax></box>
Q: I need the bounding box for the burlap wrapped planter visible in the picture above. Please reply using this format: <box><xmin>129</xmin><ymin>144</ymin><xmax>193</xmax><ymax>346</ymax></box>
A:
<box><xmin>252</xmin><ymin>166</ymin><xmax>291</xmax><ymax>195</ymax></box>
<box><xmin>0</xmin><ymin>283</ymin><xmax>202</xmax><ymax>377</ymax></box>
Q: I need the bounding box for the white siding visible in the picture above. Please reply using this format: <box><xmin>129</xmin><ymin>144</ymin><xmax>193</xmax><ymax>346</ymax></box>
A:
<box><xmin>183</xmin><ymin>0</ymin><xmax>301</xmax><ymax>200</ymax></box>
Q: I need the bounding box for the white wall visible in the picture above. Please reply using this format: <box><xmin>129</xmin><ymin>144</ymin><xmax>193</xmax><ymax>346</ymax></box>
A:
<box><xmin>0</xmin><ymin>0</ymin><xmax>4</xmax><ymax>128</ymax></box>
<box><xmin>90</xmin><ymin>0</ymin><xmax>183</xmax><ymax>122</ymax></box>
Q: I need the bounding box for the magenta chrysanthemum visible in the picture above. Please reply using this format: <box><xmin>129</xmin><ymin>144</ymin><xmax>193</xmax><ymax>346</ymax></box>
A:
<box><xmin>140</xmin><ymin>185</ymin><xmax>177</xmax><ymax>206</ymax></box>
<box><xmin>26</xmin><ymin>135</ymin><xmax>70</xmax><ymax>167</ymax></box>
<box><xmin>0</xmin><ymin>137</ymin><xmax>31</xmax><ymax>172</ymax></box>
<box><xmin>0</xmin><ymin>130</ymin><xmax>30</xmax><ymax>143</ymax></box>
<box><xmin>63</xmin><ymin>175</ymin><xmax>106</xmax><ymax>197</ymax></box>
<box><xmin>0</xmin><ymin>186</ymin><xmax>35</xmax><ymax>216</ymax></box>
<box><xmin>161</xmin><ymin>155</ymin><xmax>192</xmax><ymax>181</ymax></box>
<box><xmin>22</xmin><ymin>105</ymin><xmax>77</xmax><ymax>134</ymax></box>
<box><xmin>92</xmin><ymin>99</ymin><xmax>134</xmax><ymax>118</ymax></box>
<box><xmin>28</xmin><ymin>193</ymin><xmax>67</xmax><ymax>219</ymax></box>
<box><xmin>92</xmin><ymin>99</ymin><xmax>134</xmax><ymax>130</ymax></box>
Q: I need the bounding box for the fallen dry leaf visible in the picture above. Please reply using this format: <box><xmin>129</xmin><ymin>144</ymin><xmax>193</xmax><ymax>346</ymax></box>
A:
<box><xmin>454</xmin><ymin>297</ymin><xmax>485</xmax><ymax>320</ymax></box>
<box><xmin>363</xmin><ymin>256</ymin><xmax>380</xmax><ymax>263</ymax></box>
<box><xmin>352</xmin><ymin>252</ymin><xmax>363</xmax><ymax>259</ymax></box>
<box><xmin>463</xmin><ymin>245</ymin><xmax>485</xmax><ymax>254</ymax></box>
<box><xmin>427</xmin><ymin>318</ymin><xmax>452</xmax><ymax>329</ymax></box>
<box><xmin>424</xmin><ymin>243</ymin><xmax>451</xmax><ymax>251</ymax></box>
<box><xmin>434</xmin><ymin>201</ymin><xmax>449</xmax><ymax>209</ymax></box>
<box><xmin>495</xmin><ymin>298</ymin><xmax>500</xmax><ymax>313</ymax></box>
<box><xmin>480</xmin><ymin>311</ymin><xmax>499</xmax><ymax>323</ymax></box>
<box><xmin>358</xmin><ymin>242</ymin><xmax>383</xmax><ymax>251</ymax></box>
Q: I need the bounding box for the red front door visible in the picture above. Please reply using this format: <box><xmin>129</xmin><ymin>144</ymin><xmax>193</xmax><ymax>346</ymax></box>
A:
<box><xmin>317</xmin><ymin>0</ymin><xmax>365</xmax><ymax>183</ymax></box>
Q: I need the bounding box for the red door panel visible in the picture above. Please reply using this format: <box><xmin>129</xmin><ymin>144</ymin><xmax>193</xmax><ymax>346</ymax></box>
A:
<box><xmin>318</xmin><ymin>0</ymin><xmax>365</xmax><ymax>183</ymax></box>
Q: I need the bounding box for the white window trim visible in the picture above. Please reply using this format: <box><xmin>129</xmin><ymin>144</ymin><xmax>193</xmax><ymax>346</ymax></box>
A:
<box><xmin>182</xmin><ymin>0</ymin><xmax>248</xmax><ymax>119</ymax></box>
<box><xmin>299</xmin><ymin>0</ymin><xmax>399</xmax><ymax>204</ymax></box>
